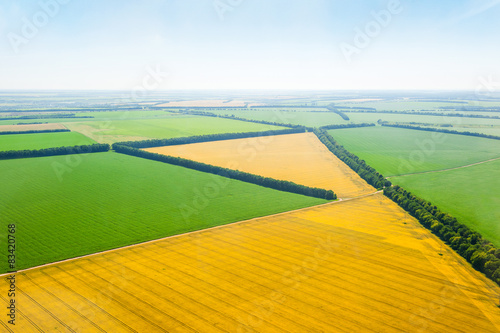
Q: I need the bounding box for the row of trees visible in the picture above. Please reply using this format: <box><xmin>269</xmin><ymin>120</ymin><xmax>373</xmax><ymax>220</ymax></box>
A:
<box><xmin>381</xmin><ymin>124</ymin><xmax>500</xmax><ymax>141</ymax></box>
<box><xmin>313</xmin><ymin>129</ymin><xmax>391</xmax><ymax>189</ymax></box>
<box><xmin>0</xmin><ymin>143</ymin><xmax>109</xmax><ymax>160</ymax></box>
<box><xmin>6</xmin><ymin>107</ymin><xmax>136</xmax><ymax>113</ymax></box>
<box><xmin>113</xmin><ymin>144</ymin><xmax>336</xmax><ymax>200</ymax></box>
<box><xmin>384</xmin><ymin>186</ymin><xmax>500</xmax><ymax>286</ymax></box>
<box><xmin>0</xmin><ymin>114</ymin><xmax>93</xmax><ymax>121</ymax></box>
<box><xmin>176</xmin><ymin>109</ymin><xmax>305</xmax><ymax>129</ymax></box>
<box><xmin>0</xmin><ymin>129</ymin><xmax>70</xmax><ymax>135</ymax></box>
<box><xmin>115</xmin><ymin>128</ymin><xmax>306</xmax><ymax>149</ymax></box>
<box><xmin>326</xmin><ymin>104</ymin><xmax>350</xmax><ymax>121</ymax></box>
<box><xmin>440</xmin><ymin>106</ymin><xmax>500</xmax><ymax>111</ymax></box>
<box><xmin>320</xmin><ymin>123</ymin><xmax>375</xmax><ymax>130</ymax></box>
<box><xmin>330</xmin><ymin>106</ymin><xmax>377</xmax><ymax>111</ymax></box>
<box><xmin>244</xmin><ymin>105</ymin><xmax>322</xmax><ymax>109</ymax></box>
<box><xmin>347</xmin><ymin>109</ymin><xmax>500</xmax><ymax>120</ymax></box>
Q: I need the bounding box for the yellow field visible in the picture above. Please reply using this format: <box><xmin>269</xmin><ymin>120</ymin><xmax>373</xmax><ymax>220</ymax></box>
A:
<box><xmin>1</xmin><ymin>193</ymin><xmax>499</xmax><ymax>332</ymax></box>
<box><xmin>0</xmin><ymin>123</ymin><xmax>67</xmax><ymax>132</ymax></box>
<box><xmin>145</xmin><ymin>132</ymin><xmax>375</xmax><ymax>198</ymax></box>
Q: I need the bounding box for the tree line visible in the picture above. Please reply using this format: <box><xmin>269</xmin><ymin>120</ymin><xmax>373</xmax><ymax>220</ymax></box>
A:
<box><xmin>114</xmin><ymin>128</ymin><xmax>306</xmax><ymax>149</ymax></box>
<box><xmin>243</xmin><ymin>105</ymin><xmax>323</xmax><ymax>109</ymax></box>
<box><xmin>347</xmin><ymin>109</ymin><xmax>500</xmax><ymax>120</ymax></box>
<box><xmin>0</xmin><ymin>129</ymin><xmax>70</xmax><ymax>135</ymax></box>
<box><xmin>0</xmin><ymin>143</ymin><xmax>109</xmax><ymax>160</ymax></box>
<box><xmin>0</xmin><ymin>114</ymin><xmax>94</xmax><ymax>121</ymax></box>
<box><xmin>384</xmin><ymin>185</ymin><xmax>500</xmax><ymax>286</ymax></box>
<box><xmin>440</xmin><ymin>106</ymin><xmax>500</xmax><ymax>112</ymax></box>
<box><xmin>326</xmin><ymin>104</ymin><xmax>350</xmax><ymax>121</ymax></box>
<box><xmin>332</xmin><ymin>106</ymin><xmax>377</xmax><ymax>111</ymax></box>
<box><xmin>313</xmin><ymin>128</ymin><xmax>391</xmax><ymax>189</ymax></box>
<box><xmin>176</xmin><ymin>109</ymin><xmax>305</xmax><ymax>129</ymax></box>
<box><xmin>3</xmin><ymin>107</ymin><xmax>137</xmax><ymax>113</ymax></box>
<box><xmin>320</xmin><ymin>123</ymin><xmax>375</xmax><ymax>130</ymax></box>
<box><xmin>113</xmin><ymin>144</ymin><xmax>336</xmax><ymax>200</ymax></box>
<box><xmin>381</xmin><ymin>123</ymin><xmax>500</xmax><ymax>141</ymax></box>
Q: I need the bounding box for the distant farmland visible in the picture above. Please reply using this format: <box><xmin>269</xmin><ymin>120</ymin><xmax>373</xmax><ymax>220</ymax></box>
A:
<box><xmin>66</xmin><ymin>116</ymin><xmax>285</xmax><ymax>143</ymax></box>
<box><xmin>145</xmin><ymin>132</ymin><xmax>375</xmax><ymax>198</ymax></box>
<box><xmin>0</xmin><ymin>152</ymin><xmax>325</xmax><ymax>273</ymax></box>
<box><xmin>209</xmin><ymin>109</ymin><xmax>348</xmax><ymax>127</ymax></box>
<box><xmin>2</xmin><ymin>193</ymin><xmax>498</xmax><ymax>332</ymax></box>
<box><xmin>0</xmin><ymin>123</ymin><xmax>67</xmax><ymax>132</ymax></box>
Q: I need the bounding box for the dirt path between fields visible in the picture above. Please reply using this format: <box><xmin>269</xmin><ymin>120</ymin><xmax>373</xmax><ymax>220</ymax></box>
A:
<box><xmin>0</xmin><ymin>190</ymin><xmax>382</xmax><ymax>277</ymax></box>
<box><xmin>386</xmin><ymin>156</ymin><xmax>500</xmax><ymax>179</ymax></box>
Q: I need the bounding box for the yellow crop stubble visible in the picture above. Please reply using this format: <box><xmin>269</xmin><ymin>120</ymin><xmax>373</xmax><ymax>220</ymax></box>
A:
<box><xmin>144</xmin><ymin>132</ymin><xmax>375</xmax><ymax>199</ymax></box>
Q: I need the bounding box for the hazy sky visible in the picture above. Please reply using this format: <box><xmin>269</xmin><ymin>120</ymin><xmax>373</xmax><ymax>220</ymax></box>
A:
<box><xmin>1</xmin><ymin>0</ymin><xmax>499</xmax><ymax>90</ymax></box>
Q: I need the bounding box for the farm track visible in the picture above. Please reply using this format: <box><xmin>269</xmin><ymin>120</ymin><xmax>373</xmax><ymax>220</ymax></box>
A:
<box><xmin>387</xmin><ymin>155</ymin><xmax>500</xmax><ymax>179</ymax></box>
<box><xmin>2</xmin><ymin>193</ymin><xmax>499</xmax><ymax>332</ymax></box>
<box><xmin>0</xmin><ymin>190</ymin><xmax>381</xmax><ymax>279</ymax></box>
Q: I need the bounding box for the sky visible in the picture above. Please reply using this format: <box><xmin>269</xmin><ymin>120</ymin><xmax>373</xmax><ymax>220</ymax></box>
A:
<box><xmin>0</xmin><ymin>0</ymin><xmax>499</xmax><ymax>91</ymax></box>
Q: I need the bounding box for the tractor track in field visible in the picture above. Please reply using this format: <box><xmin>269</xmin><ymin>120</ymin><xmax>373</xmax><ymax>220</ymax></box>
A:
<box><xmin>386</xmin><ymin>156</ymin><xmax>500</xmax><ymax>179</ymax></box>
<box><xmin>0</xmin><ymin>190</ymin><xmax>383</xmax><ymax>277</ymax></box>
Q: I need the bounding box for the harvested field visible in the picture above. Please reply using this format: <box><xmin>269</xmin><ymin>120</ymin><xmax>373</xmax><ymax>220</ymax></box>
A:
<box><xmin>145</xmin><ymin>132</ymin><xmax>374</xmax><ymax>198</ymax></box>
<box><xmin>0</xmin><ymin>123</ymin><xmax>66</xmax><ymax>132</ymax></box>
<box><xmin>2</xmin><ymin>193</ymin><xmax>499</xmax><ymax>332</ymax></box>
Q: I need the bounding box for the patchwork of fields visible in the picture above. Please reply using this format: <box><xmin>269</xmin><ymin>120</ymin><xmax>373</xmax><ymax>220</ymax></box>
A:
<box><xmin>145</xmin><ymin>132</ymin><xmax>375</xmax><ymax>198</ymax></box>
<box><xmin>329</xmin><ymin>125</ymin><xmax>500</xmax><ymax>247</ymax></box>
<box><xmin>209</xmin><ymin>109</ymin><xmax>348</xmax><ymax>127</ymax></box>
<box><xmin>2</xmin><ymin>98</ymin><xmax>500</xmax><ymax>332</ymax></box>
<box><xmin>2</xmin><ymin>193</ymin><xmax>498</xmax><ymax>332</ymax></box>
<box><xmin>65</xmin><ymin>116</ymin><xmax>284</xmax><ymax>143</ymax></box>
<box><xmin>0</xmin><ymin>152</ymin><xmax>325</xmax><ymax>272</ymax></box>
<box><xmin>157</xmin><ymin>99</ymin><xmax>247</xmax><ymax>107</ymax></box>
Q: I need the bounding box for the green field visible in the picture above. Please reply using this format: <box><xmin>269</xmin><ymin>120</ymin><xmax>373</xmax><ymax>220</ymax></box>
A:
<box><xmin>391</xmin><ymin>159</ymin><xmax>500</xmax><ymax>246</ymax></box>
<box><xmin>65</xmin><ymin>116</ymin><xmax>285</xmax><ymax>143</ymax></box>
<box><xmin>0</xmin><ymin>152</ymin><xmax>326</xmax><ymax>272</ymax></box>
<box><xmin>329</xmin><ymin>126</ymin><xmax>500</xmax><ymax>176</ymax></box>
<box><xmin>0</xmin><ymin>131</ymin><xmax>95</xmax><ymax>151</ymax></box>
<box><xmin>346</xmin><ymin>112</ymin><xmax>500</xmax><ymax>126</ymax></box>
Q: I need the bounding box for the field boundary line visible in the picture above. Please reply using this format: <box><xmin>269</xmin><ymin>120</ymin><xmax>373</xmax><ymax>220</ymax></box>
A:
<box><xmin>386</xmin><ymin>156</ymin><xmax>500</xmax><ymax>179</ymax></box>
<box><xmin>0</xmin><ymin>190</ymin><xmax>382</xmax><ymax>277</ymax></box>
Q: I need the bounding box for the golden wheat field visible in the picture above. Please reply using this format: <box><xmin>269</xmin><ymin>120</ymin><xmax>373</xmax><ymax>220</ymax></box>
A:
<box><xmin>1</xmin><ymin>193</ymin><xmax>499</xmax><ymax>332</ymax></box>
<box><xmin>145</xmin><ymin>132</ymin><xmax>375</xmax><ymax>198</ymax></box>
